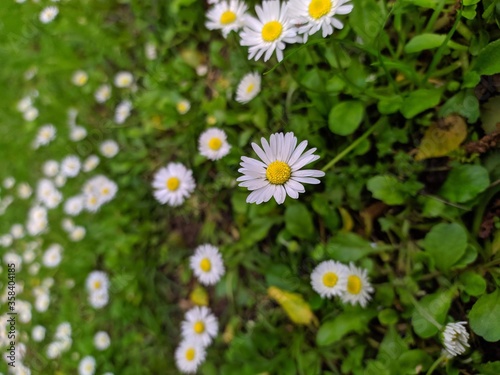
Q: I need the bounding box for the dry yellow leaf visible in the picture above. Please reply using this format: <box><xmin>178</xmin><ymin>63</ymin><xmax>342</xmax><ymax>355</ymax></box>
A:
<box><xmin>189</xmin><ymin>285</ymin><xmax>209</xmax><ymax>306</ymax></box>
<box><xmin>415</xmin><ymin>115</ymin><xmax>467</xmax><ymax>161</ymax></box>
<box><xmin>267</xmin><ymin>286</ymin><xmax>318</xmax><ymax>326</ymax></box>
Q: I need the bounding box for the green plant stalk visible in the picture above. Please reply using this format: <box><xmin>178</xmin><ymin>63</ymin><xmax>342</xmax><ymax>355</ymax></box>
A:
<box><xmin>456</xmin><ymin>21</ymin><xmax>473</xmax><ymax>41</ymax></box>
<box><xmin>424</xmin><ymin>0</ymin><xmax>446</xmax><ymax>33</ymax></box>
<box><xmin>426</xmin><ymin>355</ymin><xmax>446</xmax><ymax>375</ymax></box>
<box><xmin>322</xmin><ymin>119</ymin><xmax>384</xmax><ymax>172</ymax></box>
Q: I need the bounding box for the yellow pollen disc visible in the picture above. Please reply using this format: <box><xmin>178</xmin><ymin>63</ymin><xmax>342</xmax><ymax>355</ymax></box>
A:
<box><xmin>220</xmin><ymin>10</ymin><xmax>237</xmax><ymax>25</ymax></box>
<box><xmin>90</xmin><ymin>196</ymin><xmax>97</xmax><ymax>205</ymax></box>
<box><xmin>94</xmin><ymin>281</ymin><xmax>101</xmax><ymax>289</ymax></box>
<box><xmin>177</xmin><ymin>103</ymin><xmax>187</xmax><ymax>113</ymax></box>
<box><xmin>208</xmin><ymin>137</ymin><xmax>223</xmax><ymax>151</ymax></box>
<box><xmin>266</xmin><ymin>161</ymin><xmax>291</xmax><ymax>185</ymax></box>
<box><xmin>185</xmin><ymin>348</ymin><xmax>195</xmax><ymax>361</ymax></box>
<box><xmin>322</xmin><ymin>272</ymin><xmax>338</xmax><ymax>288</ymax></box>
<box><xmin>308</xmin><ymin>0</ymin><xmax>332</xmax><ymax>19</ymax></box>
<box><xmin>78</xmin><ymin>75</ymin><xmax>87</xmax><ymax>85</ymax></box>
<box><xmin>262</xmin><ymin>21</ymin><xmax>283</xmax><ymax>42</ymax></box>
<box><xmin>246</xmin><ymin>83</ymin><xmax>255</xmax><ymax>94</ymax></box>
<box><xmin>194</xmin><ymin>321</ymin><xmax>205</xmax><ymax>334</ymax></box>
<box><xmin>200</xmin><ymin>258</ymin><xmax>212</xmax><ymax>272</ymax></box>
<box><xmin>347</xmin><ymin>275</ymin><xmax>362</xmax><ymax>295</ymax></box>
<box><xmin>166</xmin><ymin>177</ymin><xmax>180</xmax><ymax>191</ymax></box>
<box><xmin>102</xmin><ymin>187</ymin><xmax>110</xmax><ymax>195</ymax></box>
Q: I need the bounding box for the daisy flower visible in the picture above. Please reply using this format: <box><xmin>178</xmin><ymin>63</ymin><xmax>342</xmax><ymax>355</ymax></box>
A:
<box><xmin>64</xmin><ymin>196</ymin><xmax>84</xmax><ymax>216</ymax></box>
<box><xmin>152</xmin><ymin>162</ymin><xmax>196</xmax><ymax>206</ymax></box>
<box><xmin>175</xmin><ymin>340</ymin><xmax>207</xmax><ymax>374</ymax></box>
<box><xmin>42</xmin><ymin>244</ymin><xmax>63</xmax><ymax>268</ymax></box>
<box><xmin>340</xmin><ymin>263</ymin><xmax>374</xmax><ymax>308</ymax></box>
<box><xmin>114</xmin><ymin>100</ymin><xmax>132</xmax><ymax>124</ymax></box>
<box><xmin>72</xmin><ymin>70</ymin><xmax>88</xmax><ymax>86</ymax></box>
<box><xmin>89</xmin><ymin>290</ymin><xmax>109</xmax><ymax>309</ymax></box>
<box><xmin>70</xmin><ymin>126</ymin><xmax>87</xmax><ymax>141</ymax></box>
<box><xmin>94</xmin><ymin>84</ymin><xmax>112</xmax><ymax>103</ymax></box>
<box><xmin>83</xmin><ymin>155</ymin><xmax>100</xmax><ymax>172</ymax></box>
<box><xmin>198</xmin><ymin>128</ymin><xmax>231</xmax><ymax>160</ymax></box>
<box><xmin>94</xmin><ymin>331</ymin><xmax>111</xmax><ymax>351</ymax></box>
<box><xmin>114</xmin><ymin>71</ymin><xmax>134</xmax><ymax>88</ymax></box>
<box><xmin>39</xmin><ymin>6</ymin><xmax>58</xmax><ymax>23</ymax></box>
<box><xmin>205</xmin><ymin>0</ymin><xmax>248</xmax><ymax>38</ymax></box>
<box><xmin>442</xmin><ymin>321</ymin><xmax>470</xmax><ymax>357</ymax></box>
<box><xmin>61</xmin><ymin>155</ymin><xmax>81</xmax><ymax>178</ymax></box>
<box><xmin>86</xmin><ymin>271</ymin><xmax>109</xmax><ymax>294</ymax></box>
<box><xmin>3</xmin><ymin>176</ymin><xmax>15</xmax><ymax>189</ymax></box>
<box><xmin>32</xmin><ymin>325</ymin><xmax>46</xmax><ymax>342</ymax></box>
<box><xmin>23</xmin><ymin>107</ymin><xmax>39</xmax><ymax>121</ymax></box>
<box><xmin>17</xmin><ymin>183</ymin><xmax>32</xmax><ymax>199</ymax></box>
<box><xmin>34</xmin><ymin>124</ymin><xmax>56</xmax><ymax>148</ymax></box>
<box><xmin>181</xmin><ymin>306</ymin><xmax>219</xmax><ymax>346</ymax></box>
<box><xmin>235</xmin><ymin>72</ymin><xmax>261</xmax><ymax>104</ymax></box>
<box><xmin>17</xmin><ymin>96</ymin><xmax>32</xmax><ymax>112</ymax></box>
<box><xmin>43</xmin><ymin>160</ymin><xmax>59</xmax><ymax>177</ymax></box>
<box><xmin>288</xmin><ymin>0</ymin><xmax>354</xmax><ymax>42</ymax></box>
<box><xmin>176</xmin><ymin>99</ymin><xmax>191</xmax><ymax>115</ymax></box>
<box><xmin>236</xmin><ymin>132</ymin><xmax>325</xmax><ymax>204</ymax></box>
<box><xmin>78</xmin><ymin>355</ymin><xmax>96</xmax><ymax>375</ymax></box>
<box><xmin>69</xmin><ymin>226</ymin><xmax>86</xmax><ymax>241</ymax></box>
<box><xmin>239</xmin><ymin>1</ymin><xmax>298</xmax><ymax>62</ymax></box>
<box><xmin>190</xmin><ymin>244</ymin><xmax>225</xmax><ymax>286</ymax></box>
<box><xmin>100</xmin><ymin>140</ymin><xmax>119</xmax><ymax>158</ymax></box>
<box><xmin>145</xmin><ymin>42</ymin><xmax>157</xmax><ymax>60</ymax></box>
<box><xmin>310</xmin><ymin>260</ymin><xmax>348</xmax><ymax>298</ymax></box>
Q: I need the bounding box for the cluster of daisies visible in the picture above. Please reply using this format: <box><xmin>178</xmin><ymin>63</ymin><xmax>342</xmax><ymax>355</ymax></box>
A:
<box><xmin>206</xmin><ymin>0</ymin><xmax>354</xmax><ymax>62</ymax></box>
<box><xmin>175</xmin><ymin>244</ymin><xmax>225</xmax><ymax>373</ymax></box>
<box><xmin>85</xmin><ymin>271</ymin><xmax>111</xmax><ymax>309</ymax></box>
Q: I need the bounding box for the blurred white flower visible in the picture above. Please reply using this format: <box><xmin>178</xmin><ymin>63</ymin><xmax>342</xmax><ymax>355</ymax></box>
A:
<box><xmin>94</xmin><ymin>84</ymin><xmax>112</xmax><ymax>103</ymax></box>
<box><xmin>61</xmin><ymin>155</ymin><xmax>81</xmax><ymax>178</ymax></box>
<box><xmin>70</xmin><ymin>126</ymin><xmax>87</xmax><ymax>142</ymax></box>
<box><xmin>114</xmin><ymin>100</ymin><xmax>132</xmax><ymax>124</ymax></box>
<box><xmin>72</xmin><ymin>70</ymin><xmax>88</xmax><ymax>86</ymax></box>
<box><xmin>99</xmin><ymin>140</ymin><xmax>119</xmax><ymax>158</ymax></box>
<box><xmin>32</xmin><ymin>325</ymin><xmax>46</xmax><ymax>342</ymax></box>
<box><xmin>190</xmin><ymin>244</ymin><xmax>225</xmax><ymax>286</ymax></box>
<box><xmin>83</xmin><ymin>155</ymin><xmax>100</xmax><ymax>172</ymax></box>
<box><xmin>94</xmin><ymin>331</ymin><xmax>111</xmax><ymax>350</ymax></box>
<box><xmin>152</xmin><ymin>162</ymin><xmax>196</xmax><ymax>207</ymax></box>
<box><xmin>442</xmin><ymin>321</ymin><xmax>470</xmax><ymax>357</ymax></box>
<box><xmin>78</xmin><ymin>355</ymin><xmax>96</xmax><ymax>375</ymax></box>
<box><xmin>198</xmin><ymin>127</ymin><xmax>231</xmax><ymax>160</ymax></box>
<box><xmin>176</xmin><ymin>99</ymin><xmax>191</xmax><ymax>115</ymax></box>
<box><xmin>39</xmin><ymin>6</ymin><xmax>58</xmax><ymax>23</ymax></box>
<box><xmin>235</xmin><ymin>72</ymin><xmax>261</xmax><ymax>104</ymax></box>
<box><xmin>114</xmin><ymin>71</ymin><xmax>134</xmax><ymax>88</ymax></box>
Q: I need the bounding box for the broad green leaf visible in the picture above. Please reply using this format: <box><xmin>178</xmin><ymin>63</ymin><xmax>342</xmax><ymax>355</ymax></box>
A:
<box><xmin>469</xmin><ymin>289</ymin><xmax>500</xmax><ymax>342</ymax></box>
<box><xmin>439</xmin><ymin>165</ymin><xmax>490</xmax><ymax>203</ymax></box>
<box><xmin>412</xmin><ymin>289</ymin><xmax>453</xmax><ymax>338</ymax></box>
<box><xmin>459</xmin><ymin>271</ymin><xmax>487</xmax><ymax>296</ymax></box>
<box><xmin>316</xmin><ymin>309</ymin><xmax>376</xmax><ymax>346</ymax></box>
<box><xmin>478</xmin><ymin>361</ymin><xmax>500</xmax><ymax>375</ymax></box>
<box><xmin>328</xmin><ymin>100</ymin><xmax>364</xmax><ymax>136</ymax></box>
<box><xmin>285</xmin><ymin>203</ymin><xmax>315</xmax><ymax>240</ymax></box>
<box><xmin>398</xmin><ymin>350</ymin><xmax>433</xmax><ymax>373</ymax></box>
<box><xmin>268</xmin><ymin>286</ymin><xmax>318</xmax><ymax>326</ymax></box>
<box><xmin>473</xmin><ymin>39</ymin><xmax>500</xmax><ymax>75</ymax></box>
<box><xmin>423</xmin><ymin>223</ymin><xmax>468</xmax><ymax>271</ymax></box>
<box><xmin>325</xmin><ymin>232</ymin><xmax>374</xmax><ymax>262</ymax></box>
<box><xmin>377</xmin><ymin>95</ymin><xmax>403</xmax><ymax>115</ymax></box>
<box><xmin>415</xmin><ymin>115</ymin><xmax>468</xmax><ymax>161</ymax></box>
<box><xmin>367</xmin><ymin>175</ymin><xmax>406</xmax><ymax>205</ymax></box>
<box><xmin>404</xmin><ymin>34</ymin><xmax>446</xmax><ymax>53</ymax></box>
<box><xmin>401</xmin><ymin>89</ymin><xmax>442</xmax><ymax>119</ymax></box>
<box><xmin>378</xmin><ymin>309</ymin><xmax>399</xmax><ymax>325</ymax></box>
<box><xmin>350</xmin><ymin>0</ymin><xmax>385</xmax><ymax>45</ymax></box>
<box><xmin>438</xmin><ymin>90</ymin><xmax>480</xmax><ymax>123</ymax></box>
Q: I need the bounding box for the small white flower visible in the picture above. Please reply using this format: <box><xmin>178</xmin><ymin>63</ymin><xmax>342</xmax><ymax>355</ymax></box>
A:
<box><xmin>236</xmin><ymin>132</ymin><xmax>325</xmax><ymax>204</ymax></box>
<box><xmin>43</xmin><ymin>160</ymin><xmax>59</xmax><ymax>177</ymax></box>
<box><xmin>39</xmin><ymin>6</ymin><xmax>58</xmax><ymax>23</ymax></box>
<box><xmin>310</xmin><ymin>260</ymin><xmax>348</xmax><ymax>298</ymax></box>
<box><xmin>114</xmin><ymin>71</ymin><xmax>134</xmax><ymax>88</ymax></box>
<box><xmin>114</xmin><ymin>100</ymin><xmax>132</xmax><ymax>124</ymax></box>
<box><xmin>83</xmin><ymin>155</ymin><xmax>100</xmax><ymax>172</ymax></box>
<box><xmin>145</xmin><ymin>42</ymin><xmax>157</xmax><ymax>60</ymax></box>
<box><xmin>442</xmin><ymin>321</ymin><xmax>470</xmax><ymax>357</ymax></box>
<box><xmin>196</xmin><ymin>64</ymin><xmax>208</xmax><ymax>76</ymax></box>
<box><xmin>239</xmin><ymin>1</ymin><xmax>298</xmax><ymax>62</ymax></box>
<box><xmin>32</xmin><ymin>325</ymin><xmax>46</xmax><ymax>342</ymax></box>
<box><xmin>72</xmin><ymin>70</ymin><xmax>89</xmax><ymax>86</ymax></box>
<box><xmin>78</xmin><ymin>355</ymin><xmax>96</xmax><ymax>375</ymax></box>
<box><xmin>181</xmin><ymin>306</ymin><xmax>219</xmax><ymax>346</ymax></box>
<box><xmin>70</xmin><ymin>126</ymin><xmax>87</xmax><ymax>141</ymax></box>
<box><xmin>64</xmin><ymin>195</ymin><xmax>84</xmax><ymax>216</ymax></box>
<box><xmin>190</xmin><ymin>244</ymin><xmax>225</xmax><ymax>286</ymax></box>
<box><xmin>86</xmin><ymin>271</ymin><xmax>109</xmax><ymax>294</ymax></box>
<box><xmin>35</xmin><ymin>292</ymin><xmax>50</xmax><ymax>312</ymax></box>
<box><xmin>235</xmin><ymin>72</ymin><xmax>261</xmax><ymax>104</ymax></box>
<box><xmin>55</xmin><ymin>322</ymin><xmax>72</xmax><ymax>340</ymax></box>
<box><xmin>54</xmin><ymin>174</ymin><xmax>67</xmax><ymax>188</ymax></box>
<box><xmin>10</xmin><ymin>224</ymin><xmax>24</xmax><ymax>239</ymax></box>
<box><xmin>94</xmin><ymin>84</ymin><xmax>112</xmax><ymax>103</ymax></box>
<box><xmin>198</xmin><ymin>128</ymin><xmax>231</xmax><ymax>160</ymax></box>
<box><xmin>42</xmin><ymin>244</ymin><xmax>63</xmax><ymax>268</ymax></box>
<box><xmin>61</xmin><ymin>155</ymin><xmax>81</xmax><ymax>178</ymax></box>
<box><xmin>176</xmin><ymin>99</ymin><xmax>191</xmax><ymax>115</ymax></box>
<box><xmin>0</xmin><ymin>234</ymin><xmax>13</xmax><ymax>247</ymax></box>
<box><xmin>100</xmin><ymin>140</ymin><xmax>119</xmax><ymax>158</ymax></box>
<box><xmin>34</xmin><ymin>124</ymin><xmax>56</xmax><ymax>148</ymax></box>
<box><xmin>205</xmin><ymin>0</ymin><xmax>248</xmax><ymax>38</ymax></box>
<box><xmin>94</xmin><ymin>331</ymin><xmax>111</xmax><ymax>350</ymax></box>
<box><xmin>152</xmin><ymin>162</ymin><xmax>196</xmax><ymax>206</ymax></box>
<box><xmin>23</xmin><ymin>106</ymin><xmax>39</xmax><ymax>121</ymax></box>
<box><xmin>89</xmin><ymin>290</ymin><xmax>109</xmax><ymax>309</ymax></box>
<box><xmin>46</xmin><ymin>342</ymin><xmax>62</xmax><ymax>359</ymax></box>
<box><xmin>3</xmin><ymin>176</ymin><xmax>15</xmax><ymax>189</ymax></box>
<box><xmin>17</xmin><ymin>96</ymin><xmax>32</xmax><ymax>112</ymax></box>
<box><xmin>25</xmin><ymin>66</ymin><xmax>38</xmax><ymax>80</ymax></box>
<box><xmin>340</xmin><ymin>263</ymin><xmax>374</xmax><ymax>308</ymax></box>
<box><xmin>175</xmin><ymin>340</ymin><xmax>207</xmax><ymax>374</ymax></box>
<box><xmin>69</xmin><ymin>226</ymin><xmax>86</xmax><ymax>241</ymax></box>
<box><xmin>17</xmin><ymin>183</ymin><xmax>32</xmax><ymax>199</ymax></box>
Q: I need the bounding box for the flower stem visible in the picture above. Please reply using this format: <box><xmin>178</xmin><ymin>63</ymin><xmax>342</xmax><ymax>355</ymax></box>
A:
<box><xmin>426</xmin><ymin>355</ymin><xmax>445</xmax><ymax>375</ymax></box>
<box><xmin>322</xmin><ymin>119</ymin><xmax>384</xmax><ymax>172</ymax></box>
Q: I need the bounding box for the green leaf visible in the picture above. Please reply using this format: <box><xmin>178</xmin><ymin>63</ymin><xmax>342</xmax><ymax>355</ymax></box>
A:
<box><xmin>350</xmin><ymin>0</ymin><xmax>385</xmax><ymax>45</ymax></box>
<box><xmin>438</xmin><ymin>90</ymin><xmax>480</xmax><ymax>123</ymax></box>
<box><xmin>459</xmin><ymin>271</ymin><xmax>487</xmax><ymax>296</ymax></box>
<box><xmin>439</xmin><ymin>165</ymin><xmax>490</xmax><ymax>203</ymax></box>
<box><xmin>478</xmin><ymin>361</ymin><xmax>500</xmax><ymax>375</ymax></box>
<box><xmin>325</xmin><ymin>232</ymin><xmax>374</xmax><ymax>262</ymax></box>
<box><xmin>316</xmin><ymin>309</ymin><xmax>376</xmax><ymax>346</ymax></box>
<box><xmin>469</xmin><ymin>289</ymin><xmax>500</xmax><ymax>342</ymax></box>
<box><xmin>398</xmin><ymin>350</ymin><xmax>433</xmax><ymax>373</ymax></box>
<box><xmin>401</xmin><ymin>89</ymin><xmax>442</xmax><ymax>119</ymax></box>
<box><xmin>404</xmin><ymin>33</ymin><xmax>446</xmax><ymax>53</ymax></box>
<box><xmin>367</xmin><ymin>175</ymin><xmax>406</xmax><ymax>205</ymax></box>
<box><xmin>378</xmin><ymin>309</ymin><xmax>399</xmax><ymax>325</ymax></box>
<box><xmin>412</xmin><ymin>289</ymin><xmax>453</xmax><ymax>338</ymax></box>
<box><xmin>423</xmin><ymin>223</ymin><xmax>468</xmax><ymax>271</ymax></box>
<box><xmin>328</xmin><ymin>100</ymin><xmax>364</xmax><ymax>136</ymax></box>
<box><xmin>285</xmin><ymin>203</ymin><xmax>315</xmax><ymax>240</ymax></box>
<box><xmin>377</xmin><ymin>95</ymin><xmax>403</xmax><ymax>115</ymax></box>
<box><xmin>473</xmin><ymin>39</ymin><xmax>500</xmax><ymax>75</ymax></box>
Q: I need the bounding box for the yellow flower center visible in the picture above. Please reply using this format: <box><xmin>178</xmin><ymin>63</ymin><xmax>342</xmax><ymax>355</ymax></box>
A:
<box><xmin>185</xmin><ymin>348</ymin><xmax>195</xmax><ymax>361</ymax></box>
<box><xmin>220</xmin><ymin>10</ymin><xmax>237</xmax><ymax>25</ymax></box>
<box><xmin>166</xmin><ymin>177</ymin><xmax>180</xmax><ymax>191</ymax></box>
<box><xmin>194</xmin><ymin>321</ymin><xmax>205</xmax><ymax>334</ymax></box>
<box><xmin>102</xmin><ymin>187</ymin><xmax>110</xmax><ymax>195</ymax></box>
<box><xmin>93</xmin><ymin>281</ymin><xmax>101</xmax><ymax>289</ymax></box>
<box><xmin>262</xmin><ymin>21</ymin><xmax>283</xmax><ymax>42</ymax></box>
<box><xmin>246</xmin><ymin>83</ymin><xmax>255</xmax><ymax>94</ymax></box>
<box><xmin>266</xmin><ymin>161</ymin><xmax>291</xmax><ymax>185</ymax></box>
<box><xmin>322</xmin><ymin>272</ymin><xmax>338</xmax><ymax>288</ymax></box>
<box><xmin>89</xmin><ymin>196</ymin><xmax>97</xmax><ymax>205</ymax></box>
<box><xmin>308</xmin><ymin>0</ymin><xmax>332</xmax><ymax>20</ymax></box>
<box><xmin>200</xmin><ymin>258</ymin><xmax>212</xmax><ymax>272</ymax></box>
<box><xmin>347</xmin><ymin>275</ymin><xmax>362</xmax><ymax>295</ymax></box>
<box><xmin>208</xmin><ymin>137</ymin><xmax>222</xmax><ymax>151</ymax></box>
<box><xmin>77</xmin><ymin>75</ymin><xmax>88</xmax><ymax>85</ymax></box>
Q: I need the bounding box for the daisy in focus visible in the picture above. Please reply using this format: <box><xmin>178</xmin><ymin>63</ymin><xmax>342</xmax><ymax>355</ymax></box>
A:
<box><xmin>239</xmin><ymin>0</ymin><xmax>298</xmax><ymax>62</ymax></box>
<box><xmin>237</xmin><ymin>132</ymin><xmax>325</xmax><ymax>204</ymax></box>
<box><xmin>310</xmin><ymin>260</ymin><xmax>348</xmax><ymax>298</ymax></box>
<box><xmin>442</xmin><ymin>321</ymin><xmax>470</xmax><ymax>357</ymax></box>
<box><xmin>39</xmin><ymin>6</ymin><xmax>58</xmax><ymax>24</ymax></box>
<box><xmin>235</xmin><ymin>72</ymin><xmax>261</xmax><ymax>104</ymax></box>
<box><xmin>340</xmin><ymin>263</ymin><xmax>374</xmax><ymax>308</ymax></box>
<box><xmin>175</xmin><ymin>340</ymin><xmax>207</xmax><ymax>374</ymax></box>
<box><xmin>190</xmin><ymin>244</ymin><xmax>225</xmax><ymax>286</ymax></box>
<box><xmin>181</xmin><ymin>306</ymin><xmax>219</xmax><ymax>346</ymax></box>
<box><xmin>198</xmin><ymin>128</ymin><xmax>231</xmax><ymax>160</ymax></box>
<box><xmin>288</xmin><ymin>0</ymin><xmax>354</xmax><ymax>42</ymax></box>
<box><xmin>152</xmin><ymin>162</ymin><xmax>196</xmax><ymax>206</ymax></box>
<box><xmin>114</xmin><ymin>71</ymin><xmax>134</xmax><ymax>88</ymax></box>
<box><xmin>205</xmin><ymin>0</ymin><xmax>248</xmax><ymax>38</ymax></box>
<box><xmin>72</xmin><ymin>70</ymin><xmax>89</xmax><ymax>86</ymax></box>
